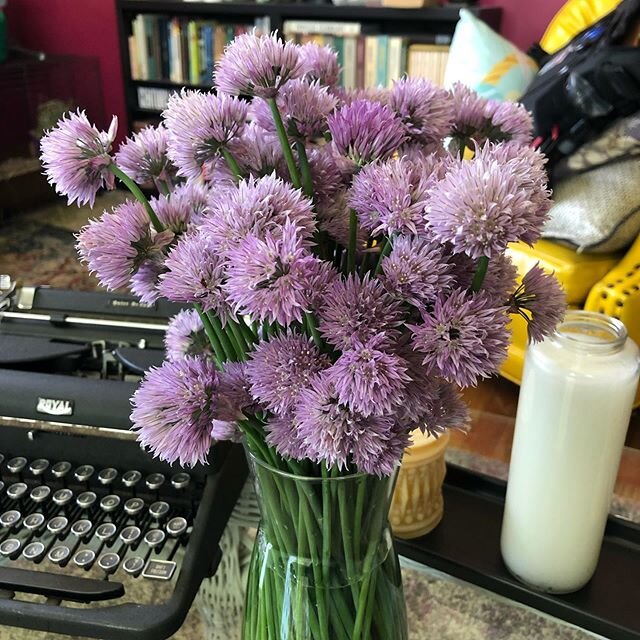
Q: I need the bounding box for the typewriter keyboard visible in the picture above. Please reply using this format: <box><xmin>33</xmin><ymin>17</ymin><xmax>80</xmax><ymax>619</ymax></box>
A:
<box><xmin>0</xmin><ymin>452</ymin><xmax>201</xmax><ymax>593</ymax></box>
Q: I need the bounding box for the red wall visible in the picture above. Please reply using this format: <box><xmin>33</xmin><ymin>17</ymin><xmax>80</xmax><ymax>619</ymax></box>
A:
<box><xmin>6</xmin><ymin>0</ymin><xmax>565</xmax><ymax>143</ymax></box>
<box><xmin>6</xmin><ymin>0</ymin><xmax>127</xmax><ymax>145</ymax></box>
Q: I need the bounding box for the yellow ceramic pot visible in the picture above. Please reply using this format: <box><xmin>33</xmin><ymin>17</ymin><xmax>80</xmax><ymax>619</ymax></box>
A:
<box><xmin>389</xmin><ymin>430</ymin><xmax>450</xmax><ymax>539</ymax></box>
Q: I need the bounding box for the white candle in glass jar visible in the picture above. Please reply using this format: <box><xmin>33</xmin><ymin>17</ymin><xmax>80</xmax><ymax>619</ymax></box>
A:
<box><xmin>501</xmin><ymin>311</ymin><xmax>639</xmax><ymax>594</ymax></box>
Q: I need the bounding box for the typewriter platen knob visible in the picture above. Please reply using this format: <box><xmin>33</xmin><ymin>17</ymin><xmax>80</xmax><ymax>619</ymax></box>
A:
<box><xmin>29</xmin><ymin>458</ymin><xmax>50</xmax><ymax>477</ymax></box>
<box><xmin>51</xmin><ymin>461</ymin><xmax>72</xmax><ymax>479</ymax></box>
<box><xmin>6</xmin><ymin>482</ymin><xmax>28</xmax><ymax>501</ymax></box>
<box><xmin>99</xmin><ymin>494</ymin><xmax>121</xmax><ymax>513</ymax></box>
<box><xmin>170</xmin><ymin>472</ymin><xmax>191</xmax><ymax>490</ymax></box>
<box><xmin>6</xmin><ymin>457</ymin><xmax>27</xmax><ymax>475</ymax></box>
<box><xmin>166</xmin><ymin>517</ymin><xmax>188</xmax><ymax>538</ymax></box>
<box><xmin>76</xmin><ymin>491</ymin><xmax>97</xmax><ymax>510</ymax></box>
<box><xmin>98</xmin><ymin>468</ymin><xmax>118</xmax><ymax>486</ymax></box>
<box><xmin>74</xmin><ymin>465</ymin><xmax>95</xmax><ymax>483</ymax></box>
<box><xmin>122</xmin><ymin>470</ymin><xmax>142</xmax><ymax>488</ymax></box>
<box><xmin>52</xmin><ymin>488</ymin><xmax>73</xmax><ymax>506</ymax></box>
<box><xmin>145</xmin><ymin>473</ymin><xmax>165</xmax><ymax>491</ymax></box>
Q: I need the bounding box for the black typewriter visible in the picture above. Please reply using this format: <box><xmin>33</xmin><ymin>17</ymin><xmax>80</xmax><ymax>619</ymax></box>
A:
<box><xmin>0</xmin><ymin>278</ymin><xmax>248</xmax><ymax>639</ymax></box>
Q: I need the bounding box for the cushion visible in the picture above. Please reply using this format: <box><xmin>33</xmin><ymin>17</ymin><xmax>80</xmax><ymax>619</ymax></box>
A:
<box><xmin>542</xmin><ymin>113</ymin><xmax>640</xmax><ymax>254</ymax></box>
<box><xmin>444</xmin><ymin>9</ymin><xmax>538</xmax><ymax>102</ymax></box>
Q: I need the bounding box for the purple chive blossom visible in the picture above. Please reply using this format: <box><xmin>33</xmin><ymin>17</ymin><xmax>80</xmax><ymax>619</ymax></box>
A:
<box><xmin>316</xmin><ymin>190</ymin><xmax>370</xmax><ymax>250</ymax></box>
<box><xmin>265</xmin><ymin>415</ymin><xmax>307</xmax><ymax>460</ymax></box>
<box><xmin>150</xmin><ymin>192</ymin><xmax>194</xmax><ymax>237</ymax></box>
<box><xmin>389</xmin><ymin>77</ymin><xmax>453</xmax><ymax>147</ymax></box>
<box><xmin>348</xmin><ymin>155</ymin><xmax>442</xmax><ymax>235</ymax></box>
<box><xmin>333</xmin><ymin>86</ymin><xmax>391</xmax><ymax>107</ymax></box>
<box><xmin>76</xmin><ymin>200</ymin><xmax>172</xmax><ymax>290</ymax></box>
<box><xmin>170</xmin><ymin>181</ymin><xmax>212</xmax><ymax>225</ymax></box>
<box><xmin>328</xmin><ymin>100</ymin><xmax>407</xmax><ymax>167</ymax></box>
<box><xmin>477</xmin><ymin>254</ymin><xmax>519</xmax><ymax>304</ymax></box>
<box><xmin>224</xmin><ymin>221</ymin><xmax>321</xmax><ymax>326</ymax></box>
<box><xmin>130</xmin><ymin>259</ymin><xmax>165</xmax><ymax>304</ymax></box>
<box><xmin>411</xmin><ymin>288</ymin><xmax>510</xmax><ymax>387</ymax></box>
<box><xmin>163</xmin><ymin>90</ymin><xmax>247</xmax><ymax>180</ymax></box>
<box><xmin>246</xmin><ymin>334</ymin><xmax>329</xmax><ymax>415</ymax></box>
<box><xmin>298</xmin><ymin>42</ymin><xmax>340</xmax><ymax>87</ymax></box>
<box><xmin>327</xmin><ymin>333</ymin><xmax>411</xmax><ymax>417</ymax></box>
<box><xmin>306</xmin><ymin>146</ymin><xmax>344</xmax><ymax>205</ymax></box>
<box><xmin>381</xmin><ymin>235</ymin><xmax>454</xmax><ymax>308</ymax></box>
<box><xmin>479</xmin><ymin>142</ymin><xmax>552</xmax><ymax>245</ymax></box>
<box><xmin>130</xmin><ymin>356</ymin><xmax>220</xmax><ymax>467</ymax></box>
<box><xmin>202</xmin><ymin>173</ymin><xmax>316</xmax><ymax>252</ymax></box>
<box><xmin>165</xmin><ymin>309</ymin><xmax>213</xmax><ymax>362</ymax></box>
<box><xmin>418</xmin><ymin>380</ymin><xmax>471</xmax><ymax>436</ymax></box>
<box><xmin>114</xmin><ymin>124</ymin><xmax>177</xmax><ymax>186</ymax></box>
<box><xmin>215</xmin><ymin>32</ymin><xmax>302</xmax><ymax>99</ymax></box>
<box><xmin>509</xmin><ymin>264</ymin><xmax>566</xmax><ymax>342</ymax></box>
<box><xmin>319</xmin><ymin>274</ymin><xmax>405</xmax><ymax>349</ymax></box>
<box><xmin>449</xmin><ymin>83</ymin><xmax>532</xmax><ymax>153</ymax></box>
<box><xmin>295</xmin><ymin>374</ymin><xmax>407</xmax><ymax>475</ymax></box>
<box><xmin>158</xmin><ymin>232</ymin><xmax>232</xmax><ymax>321</ymax></box>
<box><xmin>250</xmin><ymin>79</ymin><xmax>337</xmax><ymax>141</ymax></box>
<box><xmin>213</xmin><ymin>362</ymin><xmax>253</xmax><ymax>443</ymax></box>
<box><xmin>40</xmin><ymin>110</ymin><xmax>117</xmax><ymax>207</ymax></box>
<box><xmin>426</xmin><ymin>150</ymin><xmax>536</xmax><ymax>259</ymax></box>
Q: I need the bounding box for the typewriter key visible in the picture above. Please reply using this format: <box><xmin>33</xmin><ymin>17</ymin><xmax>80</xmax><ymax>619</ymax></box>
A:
<box><xmin>6</xmin><ymin>457</ymin><xmax>27</xmax><ymax>475</ymax></box>
<box><xmin>98</xmin><ymin>552</ymin><xmax>120</xmax><ymax>574</ymax></box>
<box><xmin>0</xmin><ymin>481</ymin><xmax>4</xmax><ymax>494</ymax></box>
<box><xmin>30</xmin><ymin>485</ymin><xmax>51</xmax><ymax>504</ymax></box>
<box><xmin>122</xmin><ymin>470</ymin><xmax>142</xmax><ymax>488</ymax></box>
<box><xmin>100</xmin><ymin>494</ymin><xmax>121</xmax><ymax>513</ymax></box>
<box><xmin>29</xmin><ymin>459</ymin><xmax>50</xmax><ymax>477</ymax></box>
<box><xmin>120</xmin><ymin>525</ymin><xmax>141</xmax><ymax>545</ymax></box>
<box><xmin>0</xmin><ymin>538</ymin><xmax>21</xmax><ymax>557</ymax></box>
<box><xmin>71</xmin><ymin>519</ymin><xmax>93</xmax><ymax>537</ymax></box>
<box><xmin>166</xmin><ymin>517</ymin><xmax>188</xmax><ymax>537</ymax></box>
<box><xmin>145</xmin><ymin>473</ymin><xmax>165</xmax><ymax>491</ymax></box>
<box><xmin>149</xmin><ymin>501</ymin><xmax>170</xmax><ymax>521</ymax></box>
<box><xmin>51</xmin><ymin>461</ymin><xmax>72</xmax><ymax>479</ymax></box>
<box><xmin>123</xmin><ymin>555</ymin><xmax>145</xmax><ymax>576</ymax></box>
<box><xmin>6</xmin><ymin>482</ymin><xmax>28</xmax><ymax>501</ymax></box>
<box><xmin>74</xmin><ymin>465</ymin><xmax>95</xmax><ymax>483</ymax></box>
<box><xmin>47</xmin><ymin>516</ymin><xmax>69</xmax><ymax>535</ymax></box>
<box><xmin>144</xmin><ymin>529</ymin><xmax>166</xmax><ymax>548</ymax></box>
<box><xmin>170</xmin><ymin>472</ymin><xmax>191</xmax><ymax>490</ymax></box>
<box><xmin>22</xmin><ymin>541</ymin><xmax>45</xmax><ymax>561</ymax></box>
<box><xmin>96</xmin><ymin>522</ymin><xmax>117</xmax><ymax>541</ymax></box>
<box><xmin>0</xmin><ymin>454</ymin><xmax>4</xmax><ymax>466</ymax></box>
<box><xmin>98</xmin><ymin>468</ymin><xmax>118</xmax><ymax>486</ymax></box>
<box><xmin>52</xmin><ymin>488</ymin><xmax>73</xmax><ymax>506</ymax></box>
<box><xmin>76</xmin><ymin>491</ymin><xmax>97</xmax><ymax>509</ymax></box>
<box><xmin>48</xmin><ymin>545</ymin><xmax>71</xmax><ymax>564</ymax></box>
<box><xmin>124</xmin><ymin>497</ymin><xmax>145</xmax><ymax>516</ymax></box>
<box><xmin>23</xmin><ymin>513</ymin><xmax>45</xmax><ymax>531</ymax></box>
<box><xmin>0</xmin><ymin>510</ymin><xmax>21</xmax><ymax>528</ymax></box>
<box><xmin>73</xmin><ymin>549</ymin><xmax>96</xmax><ymax>569</ymax></box>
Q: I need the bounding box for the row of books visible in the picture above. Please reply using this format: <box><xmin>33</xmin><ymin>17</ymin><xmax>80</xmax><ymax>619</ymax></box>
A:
<box><xmin>128</xmin><ymin>14</ymin><xmax>271</xmax><ymax>86</ymax></box>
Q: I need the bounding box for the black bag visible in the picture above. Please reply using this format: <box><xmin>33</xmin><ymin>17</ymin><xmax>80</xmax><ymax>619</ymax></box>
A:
<box><xmin>521</xmin><ymin>0</ymin><xmax>640</xmax><ymax>170</ymax></box>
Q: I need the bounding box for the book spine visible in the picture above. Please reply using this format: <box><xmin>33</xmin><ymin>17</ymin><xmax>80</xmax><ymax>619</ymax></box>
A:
<box><xmin>180</xmin><ymin>18</ymin><xmax>190</xmax><ymax>84</ymax></box>
<box><xmin>282</xmin><ymin>20</ymin><xmax>361</xmax><ymax>37</ymax></box>
<box><xmin>364</xmin><ymin>36</ymin><xmax>377</xmax><ymax>88</ymax></box>
<box><xmin>376</xmin><ymin>35</ymin><xmax>388</xmax><ymax>88</ymax></box>
<box><xmin>214</xmin><ymin>24</ymin><xmax>225</xmax><ymax>65</ymax></box>
<box><xmin>128</xmin><ymin>35</ymin><xmax>139</xmax><ymax>80</ymax></box>
<box><xmin>188</xmin><ymin>21</ymin><xmax>200</xmax><ymax>85</ymax></box>
<box><xmin>159</xmin><ymin>17</ymin><xmax>170</xmax><ymax>81</ymax></box>
<box><xmin>343</xmin><ymin>36</ymin><xmax>356</xmax><ymax>89</ymax></box>
<box><xmin>356</xmin><ymin>35</ymin><xmax>365</xmax><ymax>89</ymax></box>
<box><xmin>169</xmin><ymin>18</ymin><xmax>181</xmax><ymax>84</ymax></box>
<box><xmin>198</xmin><ymin>23</ymin><xmax>208</xmax><ymax>85</ymax></box>
<box><xmin>202</xmin><ymin>24</ymin><xmax>213</xmax><ymax>85</ymax></box>
<box><xmin>144</xmin><ymin>16</ymin><xmax>158</xmax><ymax>81</ymax></box>
<box><xmin>333</xmin><ymin>36</ymin><xmax>344</xmax><ymax>87</ymax></box>
<box><xmin>133</xmin><ymin>14</ymin><xmax>148</xmax><ymax>81</ymax></box>
<box><xmin>225</xmin><ymin>25</ymin><xmax>235</xmax><ymax>48</ymax></box>
<box><xmin>387</xmin><ymin>36</ymin><xmax>401</xmax><ymax>88</ymax></box>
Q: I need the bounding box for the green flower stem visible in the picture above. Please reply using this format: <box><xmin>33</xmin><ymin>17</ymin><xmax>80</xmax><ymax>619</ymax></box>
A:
<box><xmin>295</xmin><ymin>140</ymin><xmax>314</xmax><ymax>199</ymax></box>
<box><xmin>109</xmin><ymin>164</ymin><xmax>164</xmax><ymax>233</ymax></box>
<box><xmin>194</xmin><ymin>303</ymin><xmax>224</xmax><ymax>370</ymax></box>
<box><xmin>268</xmin><ymin>98</ymin><xmax>302</xmax><ymax>189</ymax></box>
<box><xmin>228</xmin><ymin>320</ymin><xmax>249</xmax><ymax>359</ymax></box>
<box><xmin>374</xmin><ymin>236</ymin><xmax>394</xmax><ymax>275</ymax></box>
<box><xmin>155</xmin><ymin>179</ymin><xmax>171</xmax><ymax>197</ymax></box>
<box><xmin>221</xmin><ymin>147</ymin><xmax>243</xmax><ymax>181</ymax></box>
<box><xmin>207</xmin><ymin>312</ymin><xmax>236</xmax><ymax>361</ymax></box>
<box><xmin>304</xmin><ymin>312</ymin><xmax>323</xmax><ymax>351</ymax></box>
<box><xmin>470</xmin><ymin>255</ymin><xmax>490</xmax><ymax>292</ymax></box>
<box><xmin>338</xmin><ymin>482</ymin><xmax>358</xmax><ymax>602</ymax></box>
<box><xmin>347</xmin><ymin>209</ymin><xmax>358</xmax><ymax>274</ymax></box>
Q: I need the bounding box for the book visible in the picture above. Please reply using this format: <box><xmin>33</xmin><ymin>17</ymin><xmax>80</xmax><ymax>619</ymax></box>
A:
<box><xmin>356</xmin><ymin>36</ymin><xmax>365</xmax><ymax>89</ymax></box>
<box><xmin>144</xmin><ymin>15</ymin><xmax>161</xmax><ymax>80</ymax></box>
<box><xmin>376</xmin><ymin>35</ymin><xmax>388</xmax><ymax>88</ymax></box>
<box><xmin>214</xmin><ymin>24</ymin><xmax>226</xmax><ymax>63</ymax></box>
<box><xmin>387</xmin><ymin>36</ymin><xmax>405</xmax><ymax>87</ymax></box>
<box><xmin>132</xmin><ymin>14</ymin><xmax>148</xmax><ymax>80</ymax></box>
<box><xmin>283</xmin><ymin>20</ymin><xmax>361</xmax><ymax>37</ymax></box>
<box><xmin>128</xmin><ymin>35</ymin><xmax>140</xmax><ymax>80</ymax></box>
<box><xmin>188</xmin><ymin>21</ymin><xmax>200</xmax><ymax>85</ymax></box>
<box><xmin>364</xmin><ymin>36</ymin><xmax>378</xmax><ymax>88</ymax></box>
<box><xmin>169</xmin><ymin>18</ymin><xmax>183</xmax><ymax>84</ymax></box>
<box><xmin>343</xmin><ymin>36</ymin><xmax>357</xmax><ymax>89</ymax></box>
<box><xmin>406</xmin><ymin>43</ymin><xmax>450</xmax><ymax>86</ymax></box>
<box><xmin>159</xmin><ymin>17</ymin><xmax>171</xmax><ymax>80</ymax></box>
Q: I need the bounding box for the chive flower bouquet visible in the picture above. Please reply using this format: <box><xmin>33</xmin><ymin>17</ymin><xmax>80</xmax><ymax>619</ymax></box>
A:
<box><xmin>40</xmin><ymin>32</ymin><xmax>565</xmax><ymax>640</ymax></box>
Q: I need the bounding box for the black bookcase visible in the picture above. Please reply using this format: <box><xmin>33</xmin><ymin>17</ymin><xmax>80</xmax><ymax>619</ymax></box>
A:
<box><xmin>115</xmin><ymin>0</ymin><xmax>501</xmax><ymax>127</ymax></box>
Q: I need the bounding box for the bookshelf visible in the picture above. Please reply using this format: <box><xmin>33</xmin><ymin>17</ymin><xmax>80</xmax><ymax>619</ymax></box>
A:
<box><xmin>115</xmin><ymin>0</ymin><xmax>502</xmax><ymax>126</ymax></box>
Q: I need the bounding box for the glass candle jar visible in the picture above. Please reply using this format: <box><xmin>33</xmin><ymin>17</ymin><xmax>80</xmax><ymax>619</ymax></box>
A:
<box><xmin>501</xmin><ymin>311</ymin><xmax>639</xmax><ymax>594</ymax></box>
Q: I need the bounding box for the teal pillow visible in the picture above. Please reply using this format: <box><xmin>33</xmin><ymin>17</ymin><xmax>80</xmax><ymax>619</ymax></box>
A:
<box><xmin>444</xmin><ymin>9</ymin><xmax>538</xmax><ymax>101</ymax></box>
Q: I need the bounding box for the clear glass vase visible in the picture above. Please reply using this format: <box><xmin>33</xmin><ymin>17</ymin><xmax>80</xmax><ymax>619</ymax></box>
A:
<box><xmin>243</xmin><ymin>452</ymin><xmax>408</xmax><ymax>640</ymax></box>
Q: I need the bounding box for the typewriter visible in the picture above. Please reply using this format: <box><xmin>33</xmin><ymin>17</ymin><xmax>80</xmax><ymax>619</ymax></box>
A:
<box><xmin>0</xmin><ymin>278</ymin><xmax>248</xmax><ymax>639</ymax></box>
